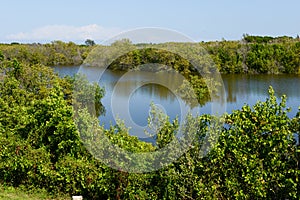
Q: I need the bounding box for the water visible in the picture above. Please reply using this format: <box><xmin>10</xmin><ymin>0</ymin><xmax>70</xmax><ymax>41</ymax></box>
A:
<box><xmin>53</xmin><ymin>66</ymin><xmax>300</xmax><ymax>137</ymax></box>
<box><xmin>222</xmin><ymin>74</ymin><xmax>300</xmax><ymax>117</ymax></box>
<box><xmin>52</xmin><ymin>65</ymin><xmax>80</xmax><ymax>77</ymax></box>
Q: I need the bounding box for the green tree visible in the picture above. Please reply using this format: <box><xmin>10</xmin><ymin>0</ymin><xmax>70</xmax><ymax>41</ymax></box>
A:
<box><xmin>85</xmin><ymin>39</ymin><xmax>96</xmax><ymax>46</ymax></box>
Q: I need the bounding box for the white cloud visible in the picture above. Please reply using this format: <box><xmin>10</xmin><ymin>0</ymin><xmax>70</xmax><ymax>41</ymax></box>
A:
<box><xmin>6</xmin><ymin>24</ymin><xmax>121</xmax><ymax>42</ymax></box>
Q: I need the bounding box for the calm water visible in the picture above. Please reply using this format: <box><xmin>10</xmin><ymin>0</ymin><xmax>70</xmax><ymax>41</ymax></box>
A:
<box><xmin>53</xmin><ymin>66</ymin><xmax>300</xmax><ymax>137</ymax></box>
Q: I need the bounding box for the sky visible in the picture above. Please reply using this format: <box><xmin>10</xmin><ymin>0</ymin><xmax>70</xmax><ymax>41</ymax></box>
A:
<box><xmin>1</xmin><ymin>0</ymin><xmax>300</xmax><ymax>44</ymax></box>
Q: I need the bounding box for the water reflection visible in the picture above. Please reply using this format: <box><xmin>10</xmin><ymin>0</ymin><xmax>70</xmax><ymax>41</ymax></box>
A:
<box><xmin>224</xmin><ymin>74</ymin><xmax>300</xmax><ymax>102</ymax></box>
<box><xmin>99</xmin><ymin>70</ymin><xmax>190</xmax><ymax>134</ymax></box>
<box><xmin>128</xmin><ymin>84</ymin><xmax>180</xmax><ymax>127</ymax></box>
<box><xmin>101</xmin><ymin>70</ymin><xmax>184</xmax><ymax>99</ymax></box>
<box><xmin>53</xmin><ymin>66</ymin><xmax>300</xmax><ymax>125</ymax></box>
<box><xmin>223</xmin><ymin>74</ymin><xmax>300</xmax><ymax>117</ymax></box>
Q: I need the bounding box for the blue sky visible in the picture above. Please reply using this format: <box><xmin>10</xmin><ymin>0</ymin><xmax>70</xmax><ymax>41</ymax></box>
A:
<box><xmin>1</xmin><ymin>0</ymin><xmax>299</xmax><ymax>43</ymax></box>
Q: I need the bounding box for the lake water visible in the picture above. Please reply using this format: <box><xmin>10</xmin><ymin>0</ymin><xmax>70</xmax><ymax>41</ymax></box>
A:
<box><xmin>53</xmin><ymin>66</ymin><xmax>300</xmax><ymax>138</ymax></box>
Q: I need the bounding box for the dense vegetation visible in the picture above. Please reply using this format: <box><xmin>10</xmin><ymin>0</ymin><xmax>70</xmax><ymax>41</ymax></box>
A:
<box><xmin>0</xmin><ymin>41</ymin><xmax>91</xmax><ymax>66</ymax></box>
<box><xmin>0</xmin><ymin>43</ymin><xmax>299</xmax><ymax>199</ymax></box>
<box><xmin>1</xmin><ymin>35</ymin><xmax>300</xmax><ymax>74</ymax></box>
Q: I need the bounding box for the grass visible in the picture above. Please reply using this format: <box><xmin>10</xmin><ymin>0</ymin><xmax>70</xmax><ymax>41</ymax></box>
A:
<box><xmin>0</xmin><ymin>185</ymin><xmax>69</xmax><ymax>200</ymax></box>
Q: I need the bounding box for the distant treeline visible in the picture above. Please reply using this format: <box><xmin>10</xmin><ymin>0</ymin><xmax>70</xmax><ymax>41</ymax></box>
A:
<box><xmin>1</xmin><ymin>35</ymin><xmax>300</xmax><ymax>74</ymax></box>
<box><xmin>0</xmin><ymin>41</ymin><xmax>91</xmax><ymax>66</ymax></box>
<box><xmin>206</xmin><ymin>35</ymin><xmax>300</xmax><ymax>74</ymax></box>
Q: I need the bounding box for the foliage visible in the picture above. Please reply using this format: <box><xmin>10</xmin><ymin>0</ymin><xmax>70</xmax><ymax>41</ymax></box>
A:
<box><xmin>0</xmin><ymin>185</ymin><xmax>68</xmax><ymax>200</ymax></box>
<box><xmin>1</xmin><ymin>35</ymin><xmax>300</xmax><ymax>74</ymax></box>
<box><xmin>0</xmin><ymin>59</ymin><xmax>109</xmax><ymax>198</ymax></box>
<box><xmin>243</xmin><ymin>34</ymin><xmax>294</xmax><ymax>43</ymax></box>
<box><xmin>0</xmin><ymin>41</ymin><xmax>92</xmax><ymax>66</ymax></box>
<box><xmin>85</xmin><ymin>39</ymin><xmax>96</xmax><ymax>47</ymax></box>
<box><xmin>0</xmin><ymin>54</ymin><xmax>299</xmax><ymax>199</ymax></box>
<box><xmin>192</xmin><ymin>87</ymin><xmax>299</xmax><ymax>199</ymax></box>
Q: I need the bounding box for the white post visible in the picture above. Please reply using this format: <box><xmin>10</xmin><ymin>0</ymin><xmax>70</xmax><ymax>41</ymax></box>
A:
<box><xmin>72</xmin><ymin>196</ymin><xmax>83</xmax><ymax>200</ymax></box>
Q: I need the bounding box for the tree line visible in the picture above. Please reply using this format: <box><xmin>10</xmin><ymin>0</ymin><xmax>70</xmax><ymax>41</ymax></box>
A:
<box><xmin>0</xmin><ymin>41</ymin><xmax>91</xmax><ymax>66</ymax></box>
<box><xmin>0</xmin><ymin>35</ymin><xmax>300</xmax><ymax>74</ymax></box>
